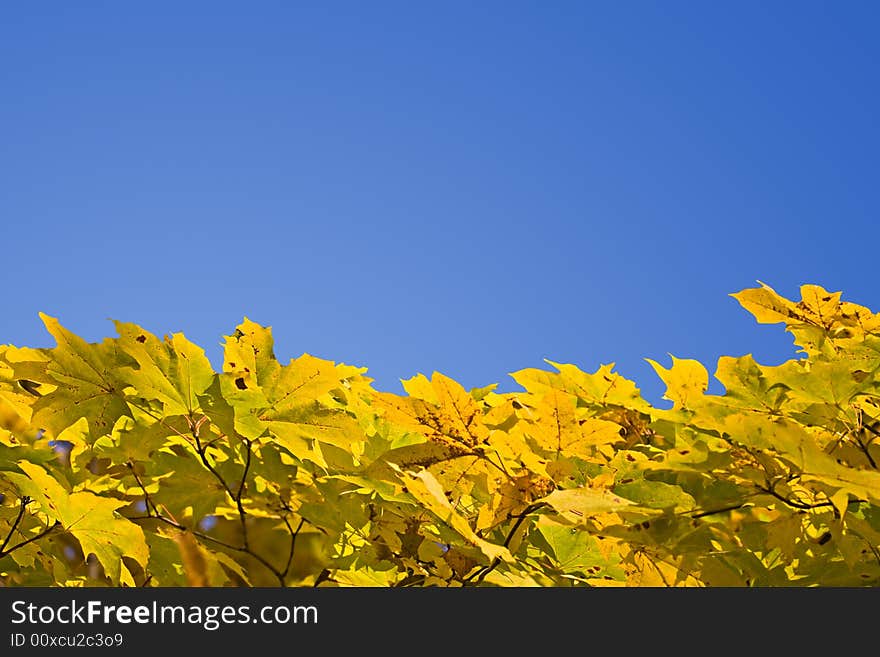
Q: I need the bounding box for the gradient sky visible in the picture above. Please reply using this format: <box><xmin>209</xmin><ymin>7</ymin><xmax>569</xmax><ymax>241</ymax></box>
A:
<box><xmin>2</xmin><ymin>2</ymin><xmax>878</xmax><ymax>404</ymax></box>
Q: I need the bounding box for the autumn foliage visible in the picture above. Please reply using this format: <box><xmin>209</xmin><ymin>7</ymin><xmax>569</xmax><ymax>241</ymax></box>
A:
<box><xmin>2</xmin><ymin>282</ymin><xmax>880</xmax><ymax>587</ymax></box>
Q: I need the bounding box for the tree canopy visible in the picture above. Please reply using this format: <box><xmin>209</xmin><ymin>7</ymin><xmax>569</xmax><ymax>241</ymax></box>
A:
<box><xmin>2</xmin><ymin>282</ymin><xmax>879</xmax><ymax>587</ymax></box>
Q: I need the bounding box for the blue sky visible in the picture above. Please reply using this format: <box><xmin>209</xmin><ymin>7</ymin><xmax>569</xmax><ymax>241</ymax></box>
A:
<box><xmin>2</xmin><ymin>2</ymin><xmax>878</xmax><ymax>404</ymax></box>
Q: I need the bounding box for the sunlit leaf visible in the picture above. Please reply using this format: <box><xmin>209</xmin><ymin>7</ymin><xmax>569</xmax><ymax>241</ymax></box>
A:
<box><xmin>5</xmin><ymin>461</ymin><xmax>148</xmax><ymax>585</ymax></box>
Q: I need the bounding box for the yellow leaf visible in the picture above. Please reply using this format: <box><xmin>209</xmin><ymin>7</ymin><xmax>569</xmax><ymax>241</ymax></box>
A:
<box><xmin>172</xmin><ymin>529</ymin><xmax>209</xmax><ymax>587</ymax></box>
<box><xmin>511</xmin><ymin>362</ymin><xmax>649</xmax><ymax>412</ymax></box>
<box><xmin>431</xmin><ymin>372</ymin><xmax>490</xmax><ymax>447</ymax></box>
<box><xmin>799</xmin><ymin>284</ymin><xmax>842</xmax><ymax>327</ymax></box>
<box><xmin>838</xmin><ymin>301</ymin><xmax>880</xmax><ymax>336</ymax></box>
<box><xmin>400</xmin><ymin>373</ymin><xmax>438</xmax><ymax>404</ymax></box>
<box><xmin>731</xmin><ymin>282</ymin><xmax>874</xmax><ymax>355</ymax></box>
<box><xmin>731</xmin><ymin>282</ymin><xmax>799</xmax><ymax>325</ymax></box>
<box><xmin>524</xmin><ymin>388</ymin><xmax>622</xmax><ymax>457</ymax></box>
<box><xmin>548</xmin><ymin>361</ymin><xmax>649</xmax><ymax>411</ymax></box>
<box><xmin>646</xmin><ymin>356</ymin><xmax>708</xmax><ymax>411</ymax></box>
<box><xmin>393</xmin><ymin>466</ymin><xmax>512</xmax><ymax>563</ymax></box>
<box><xmin>831</xmin><ymin>489</ymin><xmax>850</xmax><ymax>519</ymax></box>
<box><xmin>333</xmin><ymin>565</ymin><xmax>401</xmax><ymax>587</ymax></box>
<box><xmin>370</xmin><ymin>372</ymin><xmax>488</xmax><ymax>454</ymax></box>
<box><xmin>538</xmin><ymin>487</ymin><xmax>634</xmax><ymax>523</ymax></box>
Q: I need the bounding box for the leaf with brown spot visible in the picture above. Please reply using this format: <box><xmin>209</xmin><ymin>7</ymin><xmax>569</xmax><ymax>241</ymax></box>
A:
<box><xmin>370</xmin><ymin>372</ymin><xmax>488</xmax><ymax>453</ymax></box>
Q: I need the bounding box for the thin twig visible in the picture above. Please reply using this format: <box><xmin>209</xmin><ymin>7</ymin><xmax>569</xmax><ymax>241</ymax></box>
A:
<box><xmin>188</xmin><ymin>415</ymin><xmax>252</xmax><ymax>550</ymax></box>
<box><xmin>756</xmin><ymin>482</ymin><xmax>834</xmax><ymax>511</ymax></box>
<box><xmin>463</xmin><ymin>502</ymin><xmax>546</xmax><ymax>585</ymax></box>
<box><xmin>126</xmin><ymin>462</ymin><xmax>159</xmax><ymax>516</ymax></box>
<box><xmin>127</xmin><ymin>515</ymin><xmax>243</xmax><ymax>552</ymax></box>
<box><xmin>690</xmin><ymin>502</ymin><xmax>750</xmax><ymax>519</ymax></box>
<box><xmin>190</xmin><ymin>420</ymin><xmax>237</xmax><ymax>500</ymax></box>
<box><xmin>127</xmin><ymin>417</ymin><xmax>288</xmax><ymax>587</ymax></box>
<box><xmin>854</xmin><ymin>435</ymin><xmax>878</xmax><ymax>470</ymax></box>
<box><xmin>126</xmin><ymin>513</ymin><xmax>286</xmax><ymax>585</ymax></box>
<box><xmin>0</xmin><ymin>496</ymin><xmax>29</xmax><ymax>554</ymax></box>
<box><xmin>280</xmin><ymin>517</ymin><xmax>305</xmax><ymax>580</ymax></box>
<box><xmin>0</xmin><ymin>522</ymin><xmax>60</xmax><ymax>559</ymax></box>
<box><xmin>234</xmin><ymin>438</ymin><xmax>253</xmax><ymax>549</ymax></box>
<box><xmin>237</xmin><ymin>438</ymin><xmax>252</xmax><ymax>501</ymax></box>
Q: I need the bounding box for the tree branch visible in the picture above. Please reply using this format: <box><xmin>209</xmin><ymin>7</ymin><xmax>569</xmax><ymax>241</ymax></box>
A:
<box><xmin>190</xmin><ymin>418</ymin><xmax>237</xmax><ymax>500</ymax></box>
<box><xmin>188</xmin><ymin>415</ymin><xmax>252</xmax><ymax>549</ymax></box>
<box><xmin>127</xmin><ymin>421</ymin><xmax>289</xmax><ymax>587</ymax></box>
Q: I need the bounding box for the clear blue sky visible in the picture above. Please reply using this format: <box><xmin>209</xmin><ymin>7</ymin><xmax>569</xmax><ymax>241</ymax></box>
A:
<box><xmin>2</xmin><ymin>2</ymin><xmax>878</xmax><ymax>404</ymax></box>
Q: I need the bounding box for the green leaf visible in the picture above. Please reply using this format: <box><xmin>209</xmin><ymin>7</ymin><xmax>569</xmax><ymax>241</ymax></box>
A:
<box><xmin>612</xmin><ymin>479</ymin><xmax>695</xmax><ymax>511</ymax></box>
<box><xmin>536</xmin><ymin>520</ymin><xmax>621</xmax><ymax>577</ymax></box>
<box><xmin>144</xmin><ymin>451</ymin><xmax>231</xmax><ymax>523</ymax></box>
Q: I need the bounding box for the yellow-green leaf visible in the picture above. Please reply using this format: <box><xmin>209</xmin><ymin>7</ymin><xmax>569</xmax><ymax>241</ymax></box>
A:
<box><xmin>6</xmin><ymin>461</ymin><xmax>148</xmax><ymax>585</ymax></box>
<box><xmin>116</xmin><ymin>323</ymin><xmax>215</xmax><ymax>417</ymax></box>
<box><xmin>28</xmin><ymin>314</ymin><xmax>133</xmax><ymax>440</ymax></box>
<box><xmin>539</xmin><ymin>487</ymin><xmax>634</xmax><ymax>523</ymax></box>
